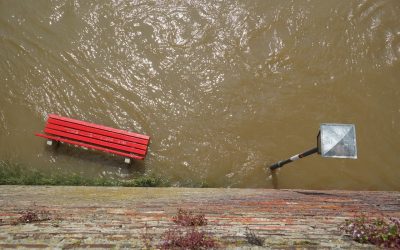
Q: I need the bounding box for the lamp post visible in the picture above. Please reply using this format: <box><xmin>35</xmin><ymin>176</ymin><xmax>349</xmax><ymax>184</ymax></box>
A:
<box><xmin>269</xmin><ymin>124</ymin><xmax>357</xmax><ymax>171</ymax></box>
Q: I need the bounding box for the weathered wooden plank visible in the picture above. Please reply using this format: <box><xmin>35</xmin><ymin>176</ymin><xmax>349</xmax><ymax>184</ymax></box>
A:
<box><xmin>35</xmin><ymin>133</ymin><xmax>144</xmax><ymax>160</ymax></box>
<box><xmin>36</xmin><ymin>114</ymin><xmax>150</xmax><ymax>160</ymax></box>
<box><xmin>47</xmin><ymin>118</ymin><xmax>149</xmax><ymax>146</ymax></box>
<box><xmin>43</xmin><ymin>128</ymin><xmax>146</xmax><ymax>155</ymax></box>
<box><xmin>49</xmin><ymin>114</ymin><xmax>149</xmax><ymax>140</ymax></box>
<box><xmin>46</xmin><ymin>123</ymin><xmax>148</xmax><ymax>150</ymax></box>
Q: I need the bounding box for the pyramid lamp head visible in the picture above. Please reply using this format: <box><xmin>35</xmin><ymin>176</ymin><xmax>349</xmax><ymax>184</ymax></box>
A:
<box><xmin>318</xmin><ymin>123</ymin><xmax>357</xmax><ymax>159</ymax></box>
<box><xmin>269</xmin><ymin>123</ymin><xmax>357</xmax><ymax>171</ymax></box>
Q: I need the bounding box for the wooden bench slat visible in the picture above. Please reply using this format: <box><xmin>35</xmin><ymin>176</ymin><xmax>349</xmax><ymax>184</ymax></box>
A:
<box><xmin>36</xmin><ymin>114</ymin><xmax>150</xmax><ymax>161</ymax></box>
<box><xmin>48</xmin><ymin>118</ymin><xmax>149</xmax><ymax>146</ymax></box>
<box><xmin>46</xmin><ymin>123</ymin><xmax>148</xmax><ymax>150</ymax></box>
<box><xmin>44</xmin><ymin>128</ymin><xmax>146</xmax><ymax>156</ymax></box>
<box><xmin>35</xmin><ymin>133</ymin><xmax>144</xmax><ymax>160</ymax></box>
<box><xmin>49</xmin><ymin>114</ymin><xmax>150</xmax><ymax>140</ymax></box>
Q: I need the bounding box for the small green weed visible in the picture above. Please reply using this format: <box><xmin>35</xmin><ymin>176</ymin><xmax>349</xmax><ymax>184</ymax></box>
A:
<box><xmin>17</xmin><ymin>210</ymin><xmax>50</xmax><ymax>224</ymax></box>
<box><xmin>141</xmin><ymin>223</ymin><xmax>154</xmax><ymax>250</ymax></box>
<box><xmin>340</xmin><ymin>214</ymin><xmax>400</xmax><ymax>248</ymax></box>
<box><xmin>244</xmin><ymin>227</ymin><xmax>264</xmax><ymax>246</ymax></box>
<box><xmin>0</xmin><ymin>160</ymin><xmax>162</xmax><ymax>187</ymax></box>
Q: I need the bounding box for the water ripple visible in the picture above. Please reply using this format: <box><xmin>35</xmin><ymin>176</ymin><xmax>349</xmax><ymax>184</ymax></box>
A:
<box><xmin>0</xmin><ymin>0</ymin><xmax>399</xmax><ymax>189</ymax></box>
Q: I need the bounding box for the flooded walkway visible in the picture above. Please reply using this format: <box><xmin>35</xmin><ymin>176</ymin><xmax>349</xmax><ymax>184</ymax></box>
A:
<box><xmin>1</xmin><ymin>1</ymin><xmax>400</xmax><ymax>189</ymax></box>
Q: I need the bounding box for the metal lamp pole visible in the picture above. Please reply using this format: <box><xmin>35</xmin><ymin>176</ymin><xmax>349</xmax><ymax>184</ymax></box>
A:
<box><xmin>269</xmin><ymin>147</ymin><xmax>318</xmax><ymax>170</ymax></box>
<box><xmin>268</xmin><ymin>123</ymin><xmax>357</xmax><ymax>171</ymax></box>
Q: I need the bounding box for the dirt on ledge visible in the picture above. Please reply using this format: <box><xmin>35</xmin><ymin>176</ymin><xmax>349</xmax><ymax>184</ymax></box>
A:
<box><xmin>0</xmin><ymin>186</ymin><xmax>399</xmax><ymax>249</ymax></box>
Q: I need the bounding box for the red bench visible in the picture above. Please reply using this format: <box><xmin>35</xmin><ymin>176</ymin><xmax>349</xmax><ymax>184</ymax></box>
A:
<box><xmin>35</xmin><ymin>114</ymin><xmax>150</xmax><ymax>163</ymax></box>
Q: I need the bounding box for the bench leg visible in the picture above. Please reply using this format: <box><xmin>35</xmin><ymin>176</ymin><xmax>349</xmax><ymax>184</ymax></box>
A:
<box><xmin>124</xmin><ymin>158</ymin><xmax>131</xmax><ymax>164</ymax></box>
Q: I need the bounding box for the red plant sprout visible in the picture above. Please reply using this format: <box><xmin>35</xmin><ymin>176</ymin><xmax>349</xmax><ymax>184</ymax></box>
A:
<box><xmin>160</xmin><ymin>228</ymin><xmax>218</xmax><ymax>249</ymax></box>
<box><xmin>172</xmin><ymin>208</ymin><xmax>208</xmax><ymax>227</ymax></box>
<box><xmin>341</xmin><ymin>214</ymin><xmax>400</xmax><ymax>248</ymax></box>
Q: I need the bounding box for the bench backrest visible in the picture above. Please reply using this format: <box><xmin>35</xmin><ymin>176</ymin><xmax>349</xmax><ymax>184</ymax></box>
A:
<box><xmin>43</xmin><ymin>114</ymin><xmax>149</xmax><ymax>160</ymax></box>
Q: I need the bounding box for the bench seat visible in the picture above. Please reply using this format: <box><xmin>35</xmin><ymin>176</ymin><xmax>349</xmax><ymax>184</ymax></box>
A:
<box><xmin>36</xmin><ymin>114</ymin><xmax>150</xmax><ymax>162</ymax></box>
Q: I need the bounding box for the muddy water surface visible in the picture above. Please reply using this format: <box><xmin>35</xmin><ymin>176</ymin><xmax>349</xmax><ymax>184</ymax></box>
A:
<box><xmin>1</xmin><ymin>0</ymin><xmax>400</xmax><ymax>189</ymax></box>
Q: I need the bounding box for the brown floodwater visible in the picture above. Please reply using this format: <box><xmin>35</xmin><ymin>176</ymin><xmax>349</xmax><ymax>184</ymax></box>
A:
<box><xmin>1</xmin><ymin>0</ymin><xmax>399</xmax><ymax>190</ymax></box>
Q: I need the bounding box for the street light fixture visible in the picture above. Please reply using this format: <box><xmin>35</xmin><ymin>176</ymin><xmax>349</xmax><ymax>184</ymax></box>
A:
<box><xmin>269</xmin><ymin>123</ymin><xmax>357</xmax><ymax>170</ymax></box>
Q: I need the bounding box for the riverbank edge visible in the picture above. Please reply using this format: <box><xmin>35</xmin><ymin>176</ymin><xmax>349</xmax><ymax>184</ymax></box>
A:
<box><xmin>1</xmin><ymin>185</ymin><xmax>399</xmax><ymax>249</ymax></box>
<box><xmin>0</xmin><ymin>160</ymin><xmax>164</xmax><ymax>187</ymax></box>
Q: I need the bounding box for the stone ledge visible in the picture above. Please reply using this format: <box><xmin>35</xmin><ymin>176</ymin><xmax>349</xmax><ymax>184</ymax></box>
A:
<box><xmin>0</xmin><ymin>186</ymin><xmax>399</xmax><ymax>249</ymax></box>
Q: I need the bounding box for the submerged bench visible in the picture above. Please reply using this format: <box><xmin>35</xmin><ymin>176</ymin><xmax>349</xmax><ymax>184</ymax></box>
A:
<box><xmin>35</xmin><ymin>114</ymin><xmax>150</xmax><ymax>163</ymax></box>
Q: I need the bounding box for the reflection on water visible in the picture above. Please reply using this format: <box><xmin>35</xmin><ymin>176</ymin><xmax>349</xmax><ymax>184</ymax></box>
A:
<box><xmin>0</xmin><ymin>0</ymin><xmax>399</xmax><ymax>190</ymax></box>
